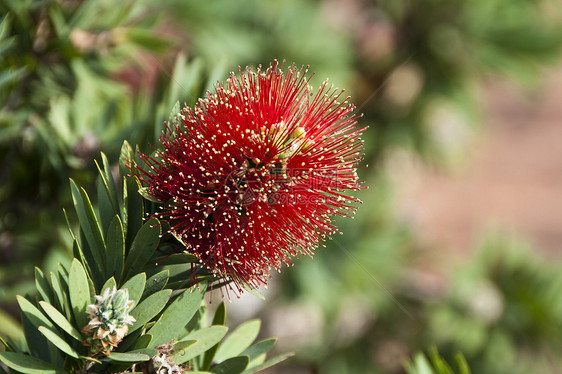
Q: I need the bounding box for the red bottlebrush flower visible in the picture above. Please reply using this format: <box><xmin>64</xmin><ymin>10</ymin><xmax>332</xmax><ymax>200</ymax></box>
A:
<box><xmin>136</xmin><ymin>61</ymin><xmax>366</xmax><ymax>290</ymax></box>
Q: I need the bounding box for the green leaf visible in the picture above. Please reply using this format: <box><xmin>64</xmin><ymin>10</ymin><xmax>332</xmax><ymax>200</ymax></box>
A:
<box><xmin>68</xmin><ymin>259</ymin><xmax>91</xmax><ymax>330</ymax></box>
<box><xmin>105</xmin><ymin>215</ymin><xmax>125</xmax><ymax>283</ymax></box>
<box><xmin>50</xmin><ymin>272</ymin><xmax>70</xmax><ymax>321</ymax></box>
<box><xmin>97</xmin><ymin>177</ymin><xmax>115</xmax><ymax>241</ymax></box>
<box><xmin>124</xmin><ymin>218</ymin><xmax>161</xmax><ymax>279</ymax></box>
<box><xmin>38</xmin><ymin>327</ymin><xmax>80</xmax><ymax>359</ymax></box>
<box><xmin>20</xmin><ymin>312</ymin><xmax>56</xmax><ymax>364</ymax></box>
<box><xmin>240</xmin><ymin>339</ymin><xmax>276</xmax><ymax>363</ymax></box>
<box><xmin>174</xmin><ymin>340</ymin><xmax>197</xmax><ymax>351</ymax></box>
<box><xmin>212</xmin><ymin>302</ymin><xmax>226</xmax><ymax>326</ymax></box>
<box><xmin>168</xmin><ymin>100</ymin><xmax>181</xmax><ymax>125</ymax></box>
<box><xmin>101</xmin><ymin>277</ymin><xmax>117</xmax><ymax>294</ymax></box>
<box><xmin>242</xmin><ymin>286</ymin><xmax>266</xmax><ymax>301</ymax></box>
<box><xmin>201</xmin><ymin>302</ymin><xmax>226</xmax><ymax>369</ymax></box>
<box><xmin>212</xmin><ymin>356</ymin><xmax>249</xmax><ymax>374</ymax></box>
<box><xmin>138</xmin><ymin>187</ymin><xmax>164</xmax><ymax>203</ymax></box>
<box><xmin>119</xmin><ymin>140</ymin><xmax>135</xmax><ymax>181</ymax></box>
<box><xmin>215</xmin><ymin>320</ymin><xmax>261</xmax><ymax>363</ymax></box>
<box><xmin>121</xmin><ymin>273</ymin><xmax>147</xmax><ymax>307</ymax></box>
<box><xmin>95</xmin><ymin>153</ymin><xmax>120</xmax><ymax>219</ymax></box>
<box><xmin>454</xmin><ymin>354</ymin><xmax>471</xmax><ymax>374</ymax></box>
<box><xmin>35</xmin><ymin>268</ymin><xmax>53</xmax><ymax>304</ymax></box>
<box><xmin>69</xmin><ymin>179</ymin><xmax>105</xmax><ymax>282</ymax></box>
<box><xmin>16</xmin><ymin>296</ymin><xmax>55</xmax><ymax>331</ymax></box>
<box><xmin>405</xmin><ymin>353</ymin><xmax>434</xmax><ymax>374</ymax></box>
<box><xmin>129</xmin><ymin>289</ymin><xmax>172</xmax><ymax>334</ymax></box>
<box><xmin>172</xmin><ymin>326</ymin><xmax>229</xmax><ymax>365</ymax></box>
<box><xmin>134</xmin><ymin>334</ymin><xmax>153</xmax><ymax>349</ymax></box>
<box><xmin>142</xmin><ymin>270</ymin><xmax>170</xmax><ymax>299</ymax></box>
<box><xmin>123</xmin><ymin>176</ymin><xmax>145</xmax><ymax>247</ymax></box>
<box><xmin>149</xmin><ymin>285</ymin><xmax>206</xmax><ymax>348</ymax></box>
<box><xmin>38</xmin><ymin>302</ymin><xmax>82</xmax><ymax>342</ymax></box>
<box><xmin>125</xmin><ymin>27</ymin><xmax>172</xmax><ymax>53</ymax></box>
<box><xmin>0</xmin><ymin>352</ymin><xmax>64</xmax><ymax>374</ymax></box>
<box><xmin>241</xmin><ymin>353</ymin><xmax>294</xmax><ymax>374</ymax></box>
<box><xmin>106</xmin><ymin>351</ymin><xmax>151</xmax><ymax>363</ymax></box>
<box><xmin>151</xmin><ymin>253</ymin><xmax>199</xmax><ymax>266</ymax></box>
<box><xmin>0</xmin><ymin>67</ymin><xmax>26</xmax><ymax>90</ymax></box>
<box><xmin>17</xmin><ymin>296</ymin><xmax>61</xmax><ymax>363</ymax></box>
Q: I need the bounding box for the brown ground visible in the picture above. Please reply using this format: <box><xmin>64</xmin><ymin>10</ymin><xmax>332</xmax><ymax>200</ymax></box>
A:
<box><xmin>397</xmin><ymin>65</ymin><xmax>562</xmax><ymax>263</ymax></box>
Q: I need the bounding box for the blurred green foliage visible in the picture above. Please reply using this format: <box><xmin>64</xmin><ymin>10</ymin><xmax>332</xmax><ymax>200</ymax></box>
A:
<box><xmin>1</xmin><ymin>0</ymin><xmax>562</xmax><ymax>373</ymax></box>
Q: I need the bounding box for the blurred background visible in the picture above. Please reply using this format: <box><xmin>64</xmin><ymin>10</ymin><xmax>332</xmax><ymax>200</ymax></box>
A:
<box><xmin>2</xmin><ymin>0</ymin><xmax>562</xmax><ymax>373</ymax></box>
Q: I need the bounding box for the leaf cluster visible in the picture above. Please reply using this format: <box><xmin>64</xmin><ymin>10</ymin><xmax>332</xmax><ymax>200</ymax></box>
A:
<box><xmin>0</xmin><ymin>141</ymin><xmax>289</xmax><ymax>373</ymax></box>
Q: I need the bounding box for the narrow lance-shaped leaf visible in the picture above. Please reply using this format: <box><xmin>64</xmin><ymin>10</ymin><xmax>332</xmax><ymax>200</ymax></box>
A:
<box><xmin>38</xmin><ymin>301</ymin><xmax>83</xmax><ymax>342</ymax></box>
<box><xmin>142</xmin><ymin>270</ymin><xmax>169</xmax><ymax>300</ymax></box>
<box><xmin>35</xmin><ymin>268</ymin><xmax>53</xmax><ymax>304</ymax></box>
<box><xmin>69</xmin><ymin>179</ymin><xmax>106</xmax><ymax>279</ymax></box>
<box><xmin>240</xmin><ymin>338</ymin><xmax>277</xmax><ymax>364</ymax></box>
<box><xmin>121</xmin><ymin>273</ymin><xmax>146</xmax><ymax>306</ymax></box>
<box><xmin>105</xmin><ymin>215</ymin><xmax>125</xmax><ymax>284</ymax></box>
<box><xmin>240</xmin><ymin>352</ymin><xmax>294</xmax><ymax>374</ymax></box>
<box><xmin>212</xmin><ymin>356</ymin><xmax>249</xmax><ymax>374</ymax></box>
<box><xmin>214</xmin><ymin>320</ymin><xmax>261</xmax><ymax>363</ymax></box>
<box><xmin>123</xmin><ymin>176</ymin><xmax>145</xmax><ymax>248</ymax></box>
<box><xmin>202</xmin><ymin>302</ymin><xmax>226</xmax><ymax>369</ymax></box>
<box><xmin>0</xmin><ymin>352</ymin><xmax>64</xmax><ymax>374</ymax></box>
<box><xmin>129</xmin><ymin>289</ymin><xmax>172</xmax><ymax>334</ymax></box>
<box><xmin>38</xmin><ymin>327</ymin><xmax>80</xmax><ymax>359</ymax></box>
<box><xmin>96</xmin><ymin>152</ymin><xmax>120</xmax><ymax>217</ymax></box>
<box><xmin>101</xmin><ymin>277</ymin><xmax>117</xmax><ymax>295</ymax></box>
<box><xmin>172</xmin><ymin>325</ymin><xmax>229</xmax><ymax>365</ymax></box>
<box><xmin>149</xmin><ymin>284</ymin><xmax>206</xmax><ymax>348</ymax></box>
<box><xmin>68</xmin><ymin>259</ymin><xmax>91</xmax><ymax>330</ymax></box>
<box><xmin>123</xmin><ymin>218</ymin><xmax>161</xmax><ymax>279</ymax></box>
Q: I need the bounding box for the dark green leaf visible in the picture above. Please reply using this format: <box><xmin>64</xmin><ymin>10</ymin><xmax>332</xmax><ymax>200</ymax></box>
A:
<box><xmin>0</xmin><ymin>352</ymin><xmax>64</xmax><ymax>374</ymax></box>
<box><xmin>38</xmin><ymin>302</ymin><xmax>82</xmax><ymax>342</ymax></box>
<box><xmin>151</xmin><ymin>253</ymin><xmax>199</xmax><ymax>267</ymax></box>
<box><xmin>96</xmin><ymin>153</ymin><xmax>120</xmax><ymax>218</ymax></box>
<box><xmin>201</xmin><ymin>302</ymin><xmax>226</xmax><ymax>369</ymax></box>
<box><xmin>124</xmin><ymin>218</ymin><xmax>161</xmax><ymax>279</ymax></box>
<box><xmin>212</xmin><ymin>356</ymin><xmax>249</xmax><ymax>374</ymax></box>
<box><xmin>142</xmin><ymin>270</ymin><xmax>170</xmax><ymax>300</ymax></box>
<box><xmin>123</xmin><ymin>176</ymin><xmax>145</xmax><ymax>247</ymax></box>
<box><xmin>16</xmin><ymin>296</ymin><xmax>55</xmax><ymax>331</ymax></box>
<box><xmin>69</xmin><ymin>179</ymin><xmax>105</xmax><ymax>280</ymax></box>
<box><xmin>119</xmin><ymin>141</ymin><xmax>135</xmax><ymax>180</ymax></box>
<box><xmin>21</xmin><ymin>311</ymin><xmax>55</xmax><ymax>364</ymax></box>
<box><xmin>50</xmin><ymin>271</ymin><xmax>70</xmax><ymax>321</ymax></box>
<box><xmin>34</xmin><ymin>268</ymin><xmax>53</xmax><ymax>304</ymax></box>
<box><xmin>149</xmin><ymin>285</ymin><xmax>206</xmax><ymax>348</ymax></box>
<box><xmin>68</xmin><ymin>259</ymin><xmax>91</xmax><ymax>330</ymax></box>
<box><xmin>138</xmin><ymin>187</ymin><xmax>164</xmax><ymax>203</ymax></box>
<box><xmin>105</xmin><ymin>215</ymin><xmax>125</xmax><ymax>284</ymax></box>
<box><xmin>97</xmin><ymin>177</ymin><xmax>114</xmax><ymax>241</ymax></box>
<box><xmin>129</xmin><ymin>289</ymin><xmax>172</xmax><ymax>334</ymax></box>
<box><xmin>122</xmin><ymin>273</ymin><xmax>147</xmax><ymax>307</ymax></box>
<box><xmin>38</xmin><ymin>327</ymin><xmax>80</xmax><ymax>359</ymax></box>
<box><xmin>134</xmin><ymin>334</ymin><xmax>153</xmax><ymax>349</ymax></box>
<box><xmin>212</xmin><ymin>302</ymin><xmax>226</xmax><ymax>326</ymax></box>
